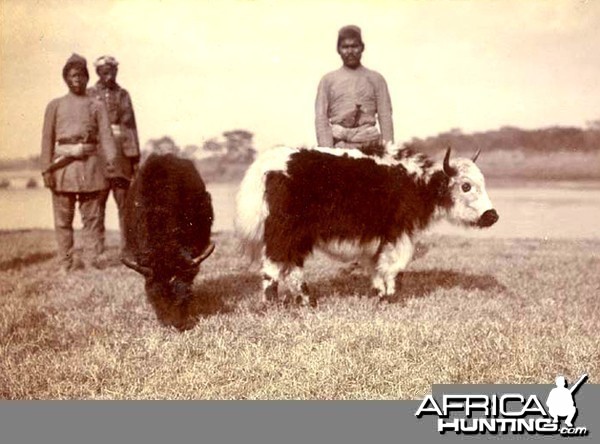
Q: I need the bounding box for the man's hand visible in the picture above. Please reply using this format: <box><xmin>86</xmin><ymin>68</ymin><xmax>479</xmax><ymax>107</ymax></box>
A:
<box><xmin>42</xmin><ymin>171</ymin><xmax>55</xmax><ymax>189</ymax></box>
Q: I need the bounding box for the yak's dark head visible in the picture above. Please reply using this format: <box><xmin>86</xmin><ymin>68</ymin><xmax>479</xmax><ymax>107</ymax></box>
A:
<box><xmin>438</xmin><ymin>147</ymin><xmax>499</xmax><ymax>229</ymax></box>
<box><xmin>121</xmin><ymin>242</ymin><xmax>215</xmax><ymax>331</ymax></box>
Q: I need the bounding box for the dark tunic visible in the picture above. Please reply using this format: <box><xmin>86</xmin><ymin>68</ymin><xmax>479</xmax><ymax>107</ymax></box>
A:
<box><xmin>87</xmin><ymin>82</ymin><xmax>140</xmax><ymax>179</ymax></box>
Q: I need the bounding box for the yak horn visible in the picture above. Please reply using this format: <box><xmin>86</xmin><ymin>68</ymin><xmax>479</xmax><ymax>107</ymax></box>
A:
<box><xmin>443</xmin><ymin>146</ymin><xmax>454</xmax><ymax>177</ymax></box>
<box><xmin>121</xmin><ymin>255</ymin><xmax>153</xmax><ymax>277</ymax></box>
<box><xmin>472</xmin><ymin>148</ymin><xmax>481</xmax><ymax>163</ymax></box>
<box><xmin>190</xmin><ymin>242</ymin><xmax>215</xmax><ymax>267</ymax></box>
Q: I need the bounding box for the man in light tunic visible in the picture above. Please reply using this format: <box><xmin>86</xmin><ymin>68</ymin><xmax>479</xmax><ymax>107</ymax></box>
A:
<box><xmin>315</xmin><ymin>25</ymin><xmax>394</xmax><ymax>155</ymax></box>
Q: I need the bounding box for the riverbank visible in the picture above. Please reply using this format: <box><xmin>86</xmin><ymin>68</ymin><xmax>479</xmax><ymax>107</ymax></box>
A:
<box><xmin>2</xmin><ymin>181</ymin><xmax>599</xmax><ymax>239</ymax></box>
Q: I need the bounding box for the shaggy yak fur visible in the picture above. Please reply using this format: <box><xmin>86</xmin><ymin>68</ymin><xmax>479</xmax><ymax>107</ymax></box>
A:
<box><xmin>122</xmin><ymin>153</ymin><xmax>214</xmax><ymax>331</ymax></box>
<box><xmin>235</xmin><ymin>145</ymin><xmax>498</xmax><ymax>306</ymax></box>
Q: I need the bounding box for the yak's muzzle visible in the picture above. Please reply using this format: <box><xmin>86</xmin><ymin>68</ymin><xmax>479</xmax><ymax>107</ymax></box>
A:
<box><xmin>477</xmin><ymin>209</ymin><xmax>499</xmax><ymax>228</ymax></box>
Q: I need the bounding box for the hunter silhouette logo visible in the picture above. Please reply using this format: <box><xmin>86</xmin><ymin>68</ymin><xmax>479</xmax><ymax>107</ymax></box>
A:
<box><xmin>415</xmin><ymin>373</ymin><xmax>590</xmax><ymax>437</ymax></box>
<box><xmin>546</xmin><ymin>374</ymin><xmax>588</xmax><ymax>428</ymax></box>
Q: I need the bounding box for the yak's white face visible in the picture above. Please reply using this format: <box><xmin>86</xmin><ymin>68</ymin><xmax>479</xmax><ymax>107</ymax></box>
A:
<box><xmin>445</xmin><ymin>159</ymin><xmax>498</xmax><ymax>228</ymax></box>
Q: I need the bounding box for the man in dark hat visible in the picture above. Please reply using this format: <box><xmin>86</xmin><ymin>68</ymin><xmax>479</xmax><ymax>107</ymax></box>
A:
<box><xmin>87</xmin><ymin>55</ymin><xmax>140</xmax><ymax>248</ymax></box>
<box><xmin>315</xmin><ymin>25</ymin><xmax>394</xmax><ymax>155</ymax></box>
<box><xmin>41</xmin><ymin>53</ymin><xmax>117</xmax><ymax>273</ymax></box>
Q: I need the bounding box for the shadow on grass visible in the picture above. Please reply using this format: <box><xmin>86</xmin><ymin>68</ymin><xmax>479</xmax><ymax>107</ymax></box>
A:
<box><xmin>404</xmin><ymin>269</ymin><xmax>506</xmax><ymax>298</ymax></box>
<box><xmin>188</xmin><ymin>272</ymin><xmax>261</xmax><ymax>317</ymax></box>
<box><xmin>182</xmin><ymin>267</ymin><xmax>504</xmax><ymax>320</ymax></box>
<box><xmin>0</xmin><ymin>244</ymin><xmax>127</xmax><ymax>273</ymax></box>
<box><xmin>0</xmin><ymin>229</ymin><xmax>36</xmax><ymax>236</ymax></box>
<box><xmin>0</xmin><ymin>252</ymin><xmax>55</xmax><ymax>272</ymax></box>
<box><xmin>308</xmin><ymin>269</ymin><xmax>506</xmax><ymax>303</ymax></box>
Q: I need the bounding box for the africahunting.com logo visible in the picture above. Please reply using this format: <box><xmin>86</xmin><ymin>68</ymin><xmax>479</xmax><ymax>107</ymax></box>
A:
<box><xmin>415</xmin><ymin>374</ymin><xmax>589</xmax><ymax>437</ymax></box>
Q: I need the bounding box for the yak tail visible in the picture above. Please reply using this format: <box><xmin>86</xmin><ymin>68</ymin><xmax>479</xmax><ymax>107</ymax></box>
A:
<box><xmin>234</xmin><ymin>146</ymin><xmax>295</xmax><ymax>263</ymax></box>
<box><xmin>234</xmin><ymin>154</ymin><xmax>269</xmax><ymax>263</ymax></box>
<box><xmin>234</xmin><ymin>163</ymin><xmax>268</xmax><ymax>262</ymax></box>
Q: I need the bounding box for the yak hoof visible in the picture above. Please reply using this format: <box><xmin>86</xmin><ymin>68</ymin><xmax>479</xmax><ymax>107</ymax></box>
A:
<box><xmin>296</xmin><ymin>294</ymin><xmax>317</xmax><ymax>308</ymax></box>
<box><xmin>368</xmin><ymin>288</ymin><xmax>383</xmax><ymax>299</ymax></box>
<box><xmin>296</xmin><ymin>283</ymin><xmax>317</xmax><ymax>307</ymax></box>
<box><xmin>263</xmin><ymin>281</ymin><xmax>278</xmax><ymax>303</ymax></box>
<box><xmin>172</xmin><ymin>317</ymin><xmax>197</xmax><ymax>332</ymax></box>
<box><xmin>378</xmin><ymin>294</ymin><xmax>401</xmax><ymax>304</ymax></box>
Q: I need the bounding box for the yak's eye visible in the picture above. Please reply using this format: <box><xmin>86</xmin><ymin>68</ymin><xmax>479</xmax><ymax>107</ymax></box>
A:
<box><xmin>461</xmin><ymin>183</ymin><xmax>472</xmax><ymax>192</ymax></box>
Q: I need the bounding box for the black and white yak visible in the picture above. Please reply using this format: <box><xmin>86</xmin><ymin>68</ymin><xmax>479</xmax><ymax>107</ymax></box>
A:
<box><xmin>235</xmin><ymin>145</ymin><xmax>498</xmax><ymax>306</ymax></box>
<box><xmin>121</xmin><ymin>153</ymin><xmax>215</xmax><ymax>330</ymax></box>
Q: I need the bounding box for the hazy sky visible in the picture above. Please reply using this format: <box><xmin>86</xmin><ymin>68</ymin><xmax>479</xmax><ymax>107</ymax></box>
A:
<box><xmin>1</xmin><ymin>0</ymin><xmax>599</xmax><ymax>159</ymax></box>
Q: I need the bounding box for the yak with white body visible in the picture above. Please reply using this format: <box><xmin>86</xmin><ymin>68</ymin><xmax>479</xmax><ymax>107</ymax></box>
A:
<box><xmin>235</xmin><ymin>144</ymin><xmax>498</xmax><ymax>306</ymax></box>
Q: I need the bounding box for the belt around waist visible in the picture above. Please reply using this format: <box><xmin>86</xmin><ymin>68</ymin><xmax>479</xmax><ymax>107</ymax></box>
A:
<box><xmin>54</xmin><ymin>143</ymin><xmax>98</xmax><ymax>158</ymax></box>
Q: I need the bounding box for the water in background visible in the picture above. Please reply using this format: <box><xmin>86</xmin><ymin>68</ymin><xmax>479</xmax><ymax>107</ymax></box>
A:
<box><xmin>1</xmin><ymin>181</ymin><xmax>599</xmax><ymax>239</ymax></box>
<box><xmin>0</xmin><ymin>183</ymin><xmax>238</xmax><ymax>234</ymax></box>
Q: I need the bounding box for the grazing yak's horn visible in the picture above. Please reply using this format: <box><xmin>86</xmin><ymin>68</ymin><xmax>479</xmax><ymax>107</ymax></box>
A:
<box><xmin>190</xmin><ymin>242</ymin><xmax>215</xmax><ymax>267</ymax></box>
<box><xmin>472</xmin><ymin>148</ymin><xmax>481</xmax><ymax>163</ymax></box>
<box><xmin>121</xmin><ymin>255</ymin><xmax>153</xmax><ymax>278</ymax></box>
<box><xmin>443</xmin><ymin>146</ymin><xmax>454</xmax><ymax>177</ymax></box>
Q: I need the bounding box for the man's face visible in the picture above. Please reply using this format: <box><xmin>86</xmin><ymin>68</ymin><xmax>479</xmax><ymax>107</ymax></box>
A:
<box><xmin>338</xmin><ymin>37</ymin><xmax>364</xmax><ymax>69</ymax></box>
<box><xmin>97</xmin><ymin>65</ymin><xmax>118</xmax><ymax>87</ymax></box>
<box><xmin>66</xmin><ymin>67</ymin><xmax>88</xmax><ymax>95</ymax></box>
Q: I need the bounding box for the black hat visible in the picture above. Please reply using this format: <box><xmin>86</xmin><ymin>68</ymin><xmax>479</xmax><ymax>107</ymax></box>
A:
<box><xmin>62</xmin><ymin>53</ymin><xmax>89</xmax><ymax>81</ymax></box>
<box><xmin>337</xmin><ymin>25</ymin><xmax>363</xmax><ymax>47</ymax></box>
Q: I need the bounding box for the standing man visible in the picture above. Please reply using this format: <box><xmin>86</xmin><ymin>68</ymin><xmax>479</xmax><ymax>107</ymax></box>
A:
<box><xmin>315</xmin><ymin>25</ymin><xmax>394</xmax><ymax>155</ymax></box>
<box><xmin>88</xmin><ymin>55</ymin><xmax>140</xmax><ymax>248</ymax></box>
<box><xmin>41</xmin><ymin>53</ymin><xmax>117</xmax><ymax>273</ymax></box>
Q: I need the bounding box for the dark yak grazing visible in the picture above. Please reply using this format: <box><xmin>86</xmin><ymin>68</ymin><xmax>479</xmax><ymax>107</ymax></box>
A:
<box><xmin>122</xmin><ymin>153</ymin><xmax>214</xmax><ymax>331</ymax></box>
<box><xmin>236</xmin><ymin>145</ymin><xmax>498</xmax><ymax>306</ymax></box>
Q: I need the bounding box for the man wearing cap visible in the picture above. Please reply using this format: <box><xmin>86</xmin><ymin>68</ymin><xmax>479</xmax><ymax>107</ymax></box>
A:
<box><xmin>41</xmin><ymin>53</ymin><xmax>117</xmax><ymax>273</ymax></box>
<box><xmin>315</xmin><ymin>25</ymin><xmax>394</xmax><ymax>155</ymax></box>
<box><xmin>87</xmin><ymin>55</ymin><xmax>140</xmax><ymax>248</ymax></box>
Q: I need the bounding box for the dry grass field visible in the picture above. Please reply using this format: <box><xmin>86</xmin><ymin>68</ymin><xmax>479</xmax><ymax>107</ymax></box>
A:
<box><xmin>0</xmin><ymin>229</ymin><xmax>598</xmax><ymax>399</ymax></box>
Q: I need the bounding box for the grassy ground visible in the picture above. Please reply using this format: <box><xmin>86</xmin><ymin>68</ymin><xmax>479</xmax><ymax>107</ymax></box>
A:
<box><xmin>0</xmin><ymin>229</ymin><xmax>598</xmax><ymax>399</ymax></box>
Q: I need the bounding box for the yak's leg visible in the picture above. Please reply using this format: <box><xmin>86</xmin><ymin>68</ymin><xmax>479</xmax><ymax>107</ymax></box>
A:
<box><xmin>366</xmin><ymin>260</ymin><xmax>385</xmax><ymax>298</ymax></box>
<box><xmin>261</xmin><ymin>257</ymin><xmax>284</xmax><ymax>303</ymax></box>
<box><xmin>263</xmin><ymin>202</ymin><xmax>313</xmax><ymax>306</ymax></box>
<box><xmin>287</xmin><ymin>266</ymin><xmax>316</xmax><ymax>307</ymax></box>
<box><xmin>372</xmin><ymin>234</ymin><xmax>414</xmax><ymax>302</ymax></box>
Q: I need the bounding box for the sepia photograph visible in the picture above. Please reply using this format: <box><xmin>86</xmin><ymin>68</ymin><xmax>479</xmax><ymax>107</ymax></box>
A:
<box><xmin>1</xmin><ymin>0</ymin><xmax>599</xmax><ymax>400</ymax></box>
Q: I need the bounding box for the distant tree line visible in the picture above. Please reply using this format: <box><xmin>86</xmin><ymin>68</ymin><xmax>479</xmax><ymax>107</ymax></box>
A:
<box><xmin>404</xmin><ymin>121</ymin><xmax>600</xmax><ymax>156</ymax></box>
<box><xmin>144</xmin><ymin>129</ymin><xmax>257</xmax><ymax>164</ymax></box>
<box><xmin>0</xmin><ymin>155</ymin><xmax>41</xmax><ymax>171</ymax></box>
<box><xmin>2</xmin><ymin>123</ymin><xmax>600</xmax><ymax>171</ymax></box>
<box><xmin>141</xmin><ymin>130</ymin><xmax>257</xmax><ymax>183</ymax></box>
